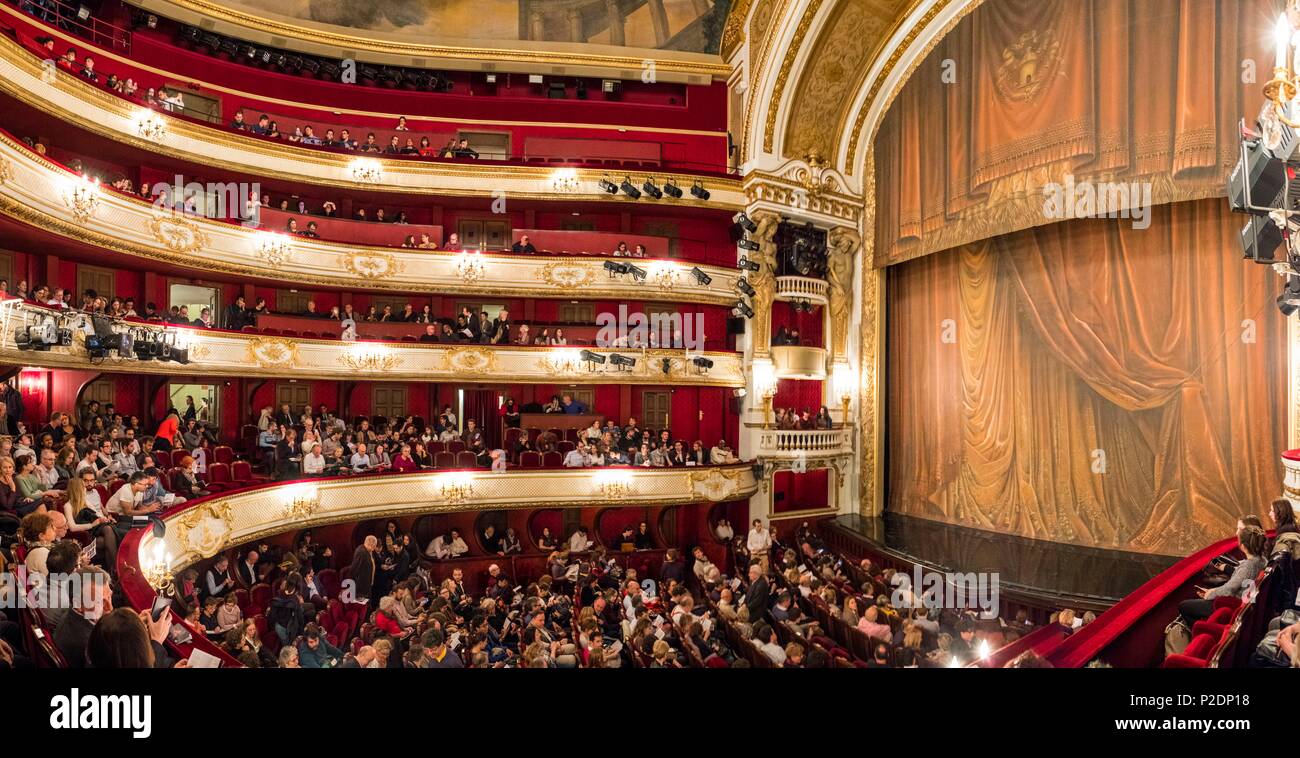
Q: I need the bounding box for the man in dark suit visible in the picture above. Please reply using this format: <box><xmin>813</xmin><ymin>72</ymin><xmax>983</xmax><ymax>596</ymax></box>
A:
<box><xmin>0</xmin><ymin>381</ymin><xmax>23</xmax><ymax>430</ymax></box>
<box><xmin>235</xmin><ymin>548</ymin><xmax>260</xmax><ymax>587</ymax></box>
<box><xmin>52</xmin><ymin>566</ymin><xmax>113</xmax><ymax>668</ymax></box>
<box><xmin>349</xmin><ymin>535</ymin><xmax>379</xmax><ymax>605</ymax></box>
<box><xmin>745</xmin><ymin>563</ymin><xmax>770</xmax><ymax>623</ymax></box>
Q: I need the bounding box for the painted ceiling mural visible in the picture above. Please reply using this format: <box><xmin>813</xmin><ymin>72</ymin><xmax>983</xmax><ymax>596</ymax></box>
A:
<box><xmin>222</xmin><ymin>0</ymin><xmax>732</xmax><ymax>54</ymax></box>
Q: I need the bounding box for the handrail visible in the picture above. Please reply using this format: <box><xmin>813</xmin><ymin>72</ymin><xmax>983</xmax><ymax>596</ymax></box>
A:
<box><xmin>10</xmin><ymin>0</ymin><xmax>131</xmax><ymax>52</ymax></box>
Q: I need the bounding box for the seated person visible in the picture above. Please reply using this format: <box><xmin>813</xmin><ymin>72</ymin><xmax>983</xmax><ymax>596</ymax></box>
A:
<box><xmin>511</xmin><ymin>235</ymin><xmax>537</xmax><ymax>254</ymax></box>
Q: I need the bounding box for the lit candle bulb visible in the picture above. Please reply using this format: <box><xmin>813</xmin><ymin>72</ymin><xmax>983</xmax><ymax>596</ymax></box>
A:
<box><xmin>1278</xmin><ymin>13</ymin><xmax>1292</xmax><ymax>71</ymax></box>
<box><xmin>978</xmin><ymin>639</ymin><xmax>991</xmax><ymax>659</ymax></box>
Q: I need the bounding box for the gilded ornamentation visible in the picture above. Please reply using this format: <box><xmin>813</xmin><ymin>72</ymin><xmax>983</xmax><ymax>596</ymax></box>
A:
<box><xmin>339</xmin><ymin>350</ymin><xmax>404</xmax><ymax>372</ymax></box>
<box><xmin>858</xmin><ymin>150</ymin><xmax>882</xmax><ymax>517</ymax></box>
<box><xmin>721</xmin><ymin>0</ymin><xmax>755</xmax><ymax>59</ymax></box>
<box><xmin>598</xmin><ymin>480</ymin><xmax>633</xmax><ymax>499</ymax></box>
<box><xmin>244</xmin><ymin>337</ymin><xmax>300</xmax><ymax>369</ymax></box>
<box><xmin>748</xmin><ymin>210</ymin><xmax>781</xmax><ymax>356</ymax></box>
<box><xmin>0</xmin><ymin>157</ymin><xmax>12</xmax><ymax>185</ymax></box>
<box><xmin>148</xmin><ymin>214</ymin><xmax>208</xmax><ymax>254</ymax></box>
<box><xmin>173</xmin><ymin>500</ymin><xmax>235</xmax><ymax>559</ymax></box>
<box><xmin>994</xmin><ymin>30</ymin><xmax>1062</xmax><ymax>103</ymax></box>
<box><xmin>788</xmin><ymin>152</ymin><xmax>840</xmax><ymax>197</ymax></box>
<box><xmin>763</xmin><ymin>0</ymin><xmax>825</xmax><ymax>153</ymax></box>
<box><xmin>537</xmin><ymin>262</ymin><xmax>596</xmax><ymax>290</ymax></box>
<box><xmin>188</xmin><ymin>343</ymin><xmax>211</xmax><ymax>361</ymax></box>
<box><xmin>826</xmin><ymin>226</ymin><xmax>859</xmax><ymax>360</ymax></box>
<box><xmin>687</xmin><ymin>467</ymin><xmax>747</xmax><ymax>502</ymax></box>
<box><xmin>284</xmin><ymin>492</ymin><xmax>321</xmax><ymax>520</ymax></box>
<box><xmin>341</xmin><ymin>252</ymin><xmax>401</xmax><ymax>280</ymax></box>
<box><xmin>435</xmin><ymin>346</ymin><xmax>499</xmax><ymax>375</ymax></box>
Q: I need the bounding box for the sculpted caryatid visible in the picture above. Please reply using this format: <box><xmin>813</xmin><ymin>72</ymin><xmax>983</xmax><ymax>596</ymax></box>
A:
<box><xmin>826</xmin><ymin>227</ymin><xmax>859</xmax><ymax>360</ymax></box>
<box><xmin>747</xmin><ymin>211</ymin><xmax>781</xmax><ymax>355</ymax></box>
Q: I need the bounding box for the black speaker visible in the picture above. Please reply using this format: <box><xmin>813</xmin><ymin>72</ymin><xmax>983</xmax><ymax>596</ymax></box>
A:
<box><xmin>727</xmin><ymin>317</ymin><xmax>746</xmax><ymax>336</ymax></box>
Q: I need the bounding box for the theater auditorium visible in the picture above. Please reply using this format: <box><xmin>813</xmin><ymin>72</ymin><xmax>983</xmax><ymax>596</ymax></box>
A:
<box><xmin>0</xmin><ymin>0</ymin><xmax>1296</xmax><ymax>681</ymax></box>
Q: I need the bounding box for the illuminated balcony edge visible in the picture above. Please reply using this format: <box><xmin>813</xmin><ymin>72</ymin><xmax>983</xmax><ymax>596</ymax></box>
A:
<box><xmin>755</xmin><ymin>428</ymin><xmax>853</xmax><ymax>459</ymax></box>
<box><xmin>0</xmin><ymin>302</ymin><xmax>746</xmax><ymax>386</ymax></box>
<box><xmin>770</xmin><ymin>344</ymin><xmax>828</xmax><ymax>380</ymax></box>
<box><xmin>774</xmin><ymin>275</ymin><xmax>829</xmax><ymax>305</ymax></box>
<box><xmin>0</xmin><ymin>41</ymin><xmax>744</xmax><ymax>206</ymax></box>
<box><xmin>123</xmin><ymin>464</ymin><xmax>762</xmax><ymax>577</ymax></box>
<box><xmin>0</xmin><ymin>134</ymin><xmax>743</xmax><ymax>304</ymax></box>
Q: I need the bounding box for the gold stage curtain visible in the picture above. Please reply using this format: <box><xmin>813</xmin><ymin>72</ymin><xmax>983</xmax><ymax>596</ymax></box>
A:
<box><xmin>873</xmin><ymin>0</ymin><xmax>1270</xmax><ymax>266</ymax></box>
<box><xmin>886</xmin><ymin>199</ymin><xmax>1285</xmax><ymax>555</ymax></box>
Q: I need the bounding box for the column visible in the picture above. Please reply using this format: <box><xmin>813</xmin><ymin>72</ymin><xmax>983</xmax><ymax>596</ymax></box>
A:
<box><xmin>647</xmin><ymin>0</ymin><xmax>671</xmax><ymax>46</ymax></box>
<box><xmin>605</xmin><ymin>0</ymin><xmax>626</xmax><ymax>45</ymax></box>
<box><xmin>567</xmin><ymin>8</ymin><xmax>584</xmax><ymax>42</ymax></box>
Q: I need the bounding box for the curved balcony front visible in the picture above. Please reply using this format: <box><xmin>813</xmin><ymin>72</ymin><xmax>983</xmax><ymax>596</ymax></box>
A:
<box><xmin>770</xmin><ymin>345</ymin><xmax>828</xmax><ymax>381</ymax></box>
<box><xmin>0</xmin><ymin>133</ymin><xmax>744</xmax><ymax>303</ymax></box>
<box><xmin>755</xmin><ymin>428</ymin><xmax>853</xmax><ymax>461</ymax></box>
<box><xmin>0</xmin><ymin>34</ymin><xmax>745</xmax><ymax>205</ymax></box>
<box><xmin>123</xmin><ymin>464</ymin><xmax>761</xmax><ymax>577</ymax></box>
<box><xmin>774</xmin><ymin>275</ymin><xmax>829</xmax><ymax>306</ymax></box>
<box><xmin>0</xmin><ymin>300</ymin><xmax>746</xmax><ymax>386</ymax></box>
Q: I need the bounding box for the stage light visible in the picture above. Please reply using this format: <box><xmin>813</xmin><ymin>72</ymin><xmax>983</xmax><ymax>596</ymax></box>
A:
<box><xmin>737</xmin><ymin>257</ymin><xmax>761</xmax><ymax>272</ymax></box>
<box><xmin>738</xmin><ymin>238</ymin><xmax>760</xmax><ymax>251</ymax></box>
<box><xmin>626</xmin><ymin>264</ymin><xmax>647</xmax><ymax>282</ymax></box>
<box><xmin>598</xmin><ymin>178</ymin><xmax>619</xmax><ymax>194</ymax></box>
<box><xmin>735</xmin><ymin>212</ymin><xmax>758</xmax><ymax>233</ymax></box>
<box><xmin>690</xmin><ymin>181</ymin><xmax>710</xmax><ymax>200</ymax></box>
<box><xmin>579</xmin><ymin>349</ymin><xmax>607</xmax><ymax>364</ymax></box>
<box><xmin>609</xmin><ymin>353</ymin><xmax>637</xmax><ymax>368</ymax></box>
<box><xmin>660</xmin><ymin>358</ymin><xmax>672</xmax><ymax>374</ymax></box>
<box><xmin>620</xmin><ymin>179</ymin><xmax>642</xmax><ymax>199</ymax></box>
<box><xmin>604</xmin><ymin>260</ymin><xmax>630</xmax><ymax>276</ymax></box>
<box><xmin>736</xmin><ymin>279</ymin><xmax>756</xmax><ymax>297</ymax></box>
<box><xmin>692</xmin><ymin>357</ymin><xmax>713</xmax><ymax>370</ymax></box>
<box><xmin>734</xmin><ymin>300</ymin><xmax>755</xmax><ymax>318</ymax></box>
<box><xmin>641</xmin><ymin>179</ymin><xmax>663</xmax><ymax>199</ymax></box>
<box><xmin>1240</xmin><ymin>214</ymin><xmax>1284</xmax><ymax>262</ymax></box>
<box><xmin>690</xmin><ymin>267</ymin><xmax>712</xmax><ymax>286</ymax></box>
<box><xmin>1279</xmin><ymin>275</ymin><xmax>1300</xmax><ymax>316</ymax></box>
<box><xmin>663</xmin><ymin>181</ymin><xmax>683</xmax><ymax>199</ymax></box>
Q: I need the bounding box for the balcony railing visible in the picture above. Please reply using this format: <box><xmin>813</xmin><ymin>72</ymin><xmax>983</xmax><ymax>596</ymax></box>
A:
<box><xmin>775</xmin><ymin>275</ymin><xmax>829</xmax><ymax>305</ymax></box>
<box><xmin>771</xmin><ymin>344</ymin><xmax>828</xmax><ymax>379</ymax></box>
<box><xmin>755</xmin><ymin>428</ymin><xmax>853</xmax><ymax>458</ymax></box>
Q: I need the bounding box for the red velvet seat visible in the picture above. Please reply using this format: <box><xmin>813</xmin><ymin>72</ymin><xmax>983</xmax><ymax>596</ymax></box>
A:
<box><xmin>542</xmin><ymin>451</ymin><xmax>562</xmax><ymax>468</ymax></box>
<box><xmin>214</xmin><ymin>445</ymin><xmax>235</xmax><ymax>465</ymax></box>
<box><xmin>317</xmin><ymin>569</ymin><xmax>340</xmax><ymax>599</ymax></box>
<box><xmin>206</xmin><ymin>462</ymin><xmax>233</xmax><ymax>491</ymax></box>
<box><xmin>447</xmin><ymin>440</ymin><xmax>466</xmax><ymax>453</ymax></box>
<box><xmin>519</xmin><ymin>451</ymin><xmax>541</xmax><ymax>468</ymax></box>
<box><xmin>434</xmin><ymin>452</ymin><xmax>456</xmax><ymax>469</ymax></box>
<box><xmin>152</xmin><ymin>450</ymin><xmax>172</xmax><ymax>469</ymax></box>
<box><xmin>230</xmin><ymin>460</ymin><xmax>259</xmax><ymax>486</ymax></box>
<box><xmin>557</xmin><ymin>440</ymin><xmax>576</xmax><ymax>454</ymax></box>
<box><xmin>503</xmin><ymin>428</ymin><xmax>522</xmax><ymax>448</ymax></box>
<box><xmin>248</xmin><ymin>583</ymin><xmax>273</xmax><ymax>612</ymax></box>
<box><xmin>260</xmin><ymin>327</ymin><xmax>281</xmax><ymax>335</ymax></box>
<box><xmin>1162</xmin><ymin>633</ymin><xmax>1218</xmax><ymax>668</ymax></box>
<box><xmin>456</xmin><ymin>451</ymin><xmax>479</xmax><ymax>469</ymax></box>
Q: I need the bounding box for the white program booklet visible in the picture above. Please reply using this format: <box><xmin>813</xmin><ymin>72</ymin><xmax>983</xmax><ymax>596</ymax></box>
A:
<box><xmin>188</xmin><ymin>649</ymin><xmax>222</xmax><ymax>668</ymax></box>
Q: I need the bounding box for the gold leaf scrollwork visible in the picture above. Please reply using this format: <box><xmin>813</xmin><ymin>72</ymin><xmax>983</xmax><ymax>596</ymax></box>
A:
<box><xmin>244</xmin><ymin>337</ymin><xmax>300</xmax><ymax>369</ymax></box>
<box><xmin>173</xmin><ymin>500</ymin><xmax>235</xmax><ymax>559</ymax></box>
<box><xmin>341</xmin><ymin>252</ymin><xmax>401</xmax><ymax>280</ymax></box>
<box><xmin>434</xmin><ymin>346</ymin><xmax>499</xmax><ymax>375</ymax></box>
<box><xmin>0</xmin><ymin>157</ymin><xmax>13</xmax><ymax>185</ymax></box>
<box><xmin>149</xmin><ymin>214</ymin><xmax>208</xmax><ymax>254</ymax></box>
<box><xmin>687</xmin><ymin>468</ymin><xmax>746</xmax><ymax>502</ymax></box>
<box><xmin>537</xmin><ymin>263</ymin><xmax>595</xmax><ymax>291</ymax></box>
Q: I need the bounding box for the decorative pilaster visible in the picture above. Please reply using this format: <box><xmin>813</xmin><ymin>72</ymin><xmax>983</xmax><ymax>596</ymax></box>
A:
<box><xmin>748</xmin><ymin>209</ymin><xmax>781</xmax><ymax>358</ymax></box>
<box><xmin>858</xmin><ymin>149</ymin><xmax>884</xmax><ymax>517</ymax></box>
<box><xmin>826</xmin><ymin>226</ymin><xmax>859</xmax><ymax>361</ymax></box>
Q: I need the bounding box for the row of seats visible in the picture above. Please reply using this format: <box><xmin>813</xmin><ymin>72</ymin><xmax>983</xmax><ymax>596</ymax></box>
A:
<box><xmin>1161</xmin><ymin>566</ymin><xmax>1274</xmax><ymax>669</ymax></box>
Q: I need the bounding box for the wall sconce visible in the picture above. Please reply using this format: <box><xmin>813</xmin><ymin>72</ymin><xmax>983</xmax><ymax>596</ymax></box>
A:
<box><xmin>61</xmin><ymin>175</ymin><xmax>101</xmax><ymax>222</ymax></box>
<box><xmin>143</xmin><ymin>539</ymin><xmax>175</xmax><ymax>593</ymax></box>
<box><xmin>543</xmin><ymin>348</ymin><xmax>583</xmax><ymax>375</ymax></box>
<box><xmin>648</xmin><ymin>261</ymin><xmax>677</xmax><ymax>290</ymax></box>
<box><xmin>752</xmin><ymin>358</ymin><xmax>778</xmax><ymax>428</ymax></box>
<box><xmin>438</xmin><ymin>472</ymin><xmax>475</xmax><ymax>505</ymax></box>
<box><xmin>455</xmin><ymin>251</ymin><xmax>485</xmax><ymax>284</ymax></box>
<box><xmin>254</xmin><ymin>232</ymin><xmax>293</xmax><ymax>267</ymax></box>
<box><xmin>282</xmin><ymin>485</ymin><xmax>320</xmax><ymax>519</ymax></box>
<box><xmin>594</xmin><ymin>469</ymin><xmax>633</xmax><ymax>499</ymax></box>
<box><xmin>832</xmin><ymin>362</ymin><xmax>854</xmax><ymax>423</ymax></box>
<box><xmin>549</xmin><ymin>167</ymin><xmax>580</xmax><ymax>194</ymax></box>
<box><xmin>350</xmin><ymin>158</ymin><xmax>382</xmax><ymax>184</ymax></box>
<box><xmin>134</xmin><ymin>108</ymin><xmax>167</xmax><ymax>142</ymax></box>
<box><xmin>341</xmin><ymin>343</ymin><xmax>401</xmax><ymax>372</ymax></box>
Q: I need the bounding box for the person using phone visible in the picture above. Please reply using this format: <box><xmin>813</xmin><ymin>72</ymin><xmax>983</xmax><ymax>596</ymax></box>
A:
<box><xmin>1178</xmin><ymin>526</ymin><xmax>1267</xmax><ymax>626</ymax></box>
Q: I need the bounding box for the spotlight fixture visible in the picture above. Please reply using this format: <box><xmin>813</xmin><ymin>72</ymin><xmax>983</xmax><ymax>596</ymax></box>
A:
<box><xmin>690</xmin><ymin>181</ymin><xmax>710</xmax><ymax>200</ymax></box>
<box><xmin>735</xmin><ymin>212</ymin><xmax>758</xmax><ymax>233</ymax></box>
<box><xmin>603</xmin><ymin>260</ymin><xmax>631</xmax><ymax>276</ymax></box>
<box><xmin>663</xmin><ymin>180</ymin><xmax>683</xmax><ymax>199</ymax></box>
<box><xmin>1280</xmin><ymin>275</ymin><xmax>1300</xmax><ymax>316</ymax></box>
<box><xmin>14</xmin><ymin>317</ymin><xmax>57</xmax><ymax>351</ymax></box>
<box><xmin>736</xmin><ymin>279</ymin><xmax>756</xmax><ymax>297</ymax></box>
<box><xmin>738</xmin><ymin>238</ymin><xmax>760</xmax><ymax>252</ymax></box>
<box><xmin>609</xmin><ymin>353</ymin><xmax>637</xmax><ymax>368</ymax></box>
<box><xmin>692</xmin><ymin>356</ymin><xmax>714</xmax><ymax>370</ymax></box>
<box><xmin>641</xmin><ymin>178</ymin><xmax>663</xmax><ymax>199</ymax></box>
<box><xmin>579</xmin><ymin>349</ymin><xmax>607</xmax><ymax>364</ymax></box>
<box><xmin>660</xmin><ymin>358</ymin><xmax>672</xmax><ymax>375</ymax></box>
<box><xmin>598</xmin><ymin>177</ymin><xmax>619</xmax><ymax>194</ymax></box>
<box><xmin>690</xmin><ymin>267</ymin><xmax>712</xmax><ymax>286</ymax></box>
<box><xmin>737</xmin><ymin>257</ymin><xmax>761</xmax><ymax>272</ymax></box>
<box><xmin>619</xmin><ymin>178</ymin><xmax>642</xmax><ymax>199</ymax></box>
<box><xmin>734</xmin><ymin>300</ymin><xmax>755</xmax><ymax>318</ymax></box>
<box><xmin>626</xmin><ymin>264</ymin><xmax>647</xmax><ymax>282</ymax></box>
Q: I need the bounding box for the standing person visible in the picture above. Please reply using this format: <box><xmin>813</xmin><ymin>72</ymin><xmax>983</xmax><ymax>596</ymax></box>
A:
<box><xmin>747</xmin><ymin>518</ymin><xmax>772</xmax><ymax>573</ymax></box>
<box><xmin>349</xmin><ymin>535</ymin><xmax>379</xmax><ymax>606</ymax></box>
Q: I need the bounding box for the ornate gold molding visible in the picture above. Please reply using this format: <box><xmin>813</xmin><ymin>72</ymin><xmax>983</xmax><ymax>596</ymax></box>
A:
<box><xmin>747</xmin><ymin>209</ymin><xmax>781</xmax><ymax>358</ymax></box>
<box><xmin>148</xmin><ymin>213</ymin><xmax>209</xmax><ymax>254</ymax></box>
<box><xmin>762</xmin><ymin>0</ymin><xmax>825</xmax><ymax>154</ymax></box>
<box><xmin>826</xmin><ymin>226</ymin><xmax>859</xmax><ymax>361</ymax></box>
<box><xmin>858</xmin><ymin>149</ymin><xmax>883</xmax><ymax>517</ymax></box>
<box><xmin>244</xmin><ymin>336</ymin><xmax>300</xmax><ymax>369</ymax></box>
<box><xmin>141</xmin><ymin>464</ymin><xmax>761</xmax><ymax>569</ymax></box>
<box><xmin>721</xmin><ymin>0</ymin><xmax>756</xmax><ymax>60</ymax></box>
<box><xmin>742</xmin><ymin>169</ymin><xmax>862</xmax><ymax>224</ymax></box>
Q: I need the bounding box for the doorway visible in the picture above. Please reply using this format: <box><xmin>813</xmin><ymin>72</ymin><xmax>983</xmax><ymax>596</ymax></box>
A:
<box><xmin>168</xmin><ymin>382</ymin><xmax>218</xmax><ymax>425</ymax></box>
<box><xmin>170</xmin><ymin>283</ymin><xmax>220</xmax><ymax>325</ymax></box>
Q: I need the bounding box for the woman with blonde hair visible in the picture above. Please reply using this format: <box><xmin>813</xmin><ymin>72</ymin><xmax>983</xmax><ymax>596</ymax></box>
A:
<box><xmin>63</xmin><ymin>474</ymin><xmax>118</xmax><ymax>569</ymax></box>
<box><xmin>370</xmin><ymin>637</ymin><xmax>393</xmax><ymax>668</ymax></box>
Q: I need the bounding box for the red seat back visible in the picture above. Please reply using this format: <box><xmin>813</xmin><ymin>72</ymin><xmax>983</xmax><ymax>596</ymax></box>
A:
<box><xmin>542</xmin><ymin>451</ymin><xmax>563</xmax><ymax>467</ymax></box>
<box><xmin>447</xmin><ymin>440</ymin><xmax>466</xmax><ymax>453</ymax></box>
<box><xmin>231</xmin><ymin>461</ymin><xmax>253</xmax><ymax>482</ymax></box>
<box><xmin>434</xmin><ymin>452</ymin><xmax>456</xmax><ymax>469</ymax></box>
<box><xmin>214</xmin><ymin>445</ymin><xmax>235</xmax><ymax>464</ymax></box>
<box><xmin>208</xmin><ymin>463</ymin><xmax>232</xmax><ymax>483</ymax></box>
<box><xmin>456</xmin><ymin>451</ymin><xmax>479</xmax><ymax>469</ymax></box>
<box><xmin>519</xmin><ymin>451</ymin><xmax>541</xmax><ymax>468</ymax></box>
<box><xmin>152</xmin><ymin>450</ymin><xmax>172</xmax><ymax>469</ymax></box>
<box><xmin>557</xmin><ymin>440</ymin><xmax>576</xmax><ymax>454</ymax></box>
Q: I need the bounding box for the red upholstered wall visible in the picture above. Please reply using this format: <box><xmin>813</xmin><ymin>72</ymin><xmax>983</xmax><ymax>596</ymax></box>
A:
<box><xmin>772</xmin><ymin>469</ymin><xmax>830</xmax><ymax>513</ymax></box>
<box><xmin>772</xmin><ymin>379</ymin><xmax>825</xmax><ymax>415</ymax></box>
<box><xmin>771</xmin><ymin>301</ymin><xmax>824</xmax><ymax>347</ymax></box>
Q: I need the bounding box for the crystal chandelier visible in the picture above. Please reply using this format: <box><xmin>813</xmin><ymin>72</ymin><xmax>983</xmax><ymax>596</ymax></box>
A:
<box><xmin>455</xmin><ymin>251</ymin><xmax>486</xmax><ymax>283</ymax></box>
<box><xmin>134</xmin><ymin>108</ymin><xmax>167</xmax><ymax>142</ymax></box>
<box><xmin>549</xmin><ymin>167</ymin><xmax>581</xmax><ymax>194</ymax></box>
<box><xmin>350</xmin><ymin>158</ymin><xmax>382</xmax><ymax>184</ymax></box>
<box><xmin>1264</xmin><ymin>4</ymin><xmax>1300</xmax><ymax>135</ymax></box>
<box><xmin>254</xmin><ymin>232</ymin><xmax>293</xmax><ymax>267</ymax></box>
